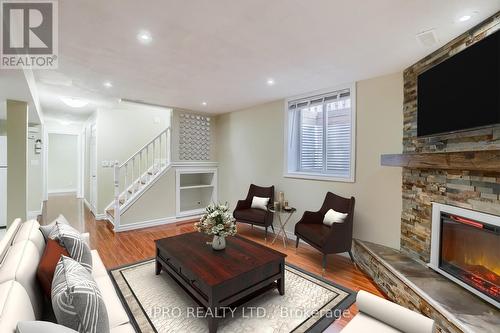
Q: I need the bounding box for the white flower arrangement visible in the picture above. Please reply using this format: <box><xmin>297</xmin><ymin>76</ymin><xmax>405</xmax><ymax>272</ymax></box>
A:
<box><xmin>194</xmin><ymin>203</ymin><xmax>237</xmax><ymax>237</ymax></box>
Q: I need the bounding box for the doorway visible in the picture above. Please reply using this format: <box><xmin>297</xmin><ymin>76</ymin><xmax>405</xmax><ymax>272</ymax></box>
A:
<box><xmin>88</xmin><ymin>124</ymin><xmax>97</xmax><ymax>213</ymax></box>
<box><xmin>47</xmin><ymin>133</ymin><xmax>79</xmax><ymax>195</ymax></box>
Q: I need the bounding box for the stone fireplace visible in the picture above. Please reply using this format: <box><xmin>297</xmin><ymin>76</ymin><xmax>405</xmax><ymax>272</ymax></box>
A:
<box><xmin>429</xmin><ymin>203</ymin><xmax>500</xmax><ymax>308</ymax></box>
<box><xmin>400</xmin><ymin>11</ymin><xmax>500</xmax><ymax>263</ymax></box>
<box><xmin>352</xmin><ymin>12</ymin><xmax>500</xmax><ymax>333</ymax></box>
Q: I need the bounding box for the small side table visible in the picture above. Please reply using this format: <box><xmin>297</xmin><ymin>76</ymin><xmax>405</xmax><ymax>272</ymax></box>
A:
<box><xmin>268</xmin><ymin>207</ymin><xmax>296</xmax><ymax>248</ymax></box>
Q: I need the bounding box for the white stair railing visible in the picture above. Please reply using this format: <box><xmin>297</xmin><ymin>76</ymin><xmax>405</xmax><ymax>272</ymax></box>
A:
<box><xmin>112</xmin><ymin>127</ymin><xmax>171</xmax><ymax>226</ymax></box>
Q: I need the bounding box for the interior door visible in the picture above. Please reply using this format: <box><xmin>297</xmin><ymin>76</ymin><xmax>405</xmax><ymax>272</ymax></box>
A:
<box><xmin>89</xmin><ymin>124</ymin><xmax>97</xmax><ymax>213</ymax></box>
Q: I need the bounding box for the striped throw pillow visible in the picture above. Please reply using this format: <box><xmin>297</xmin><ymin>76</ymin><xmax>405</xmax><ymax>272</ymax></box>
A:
<box><xmin>51</xmin><ymin>256</ymin><xmax>109</xmax><ymax>333</ymax></box>
<box><xmin>49</xmin><ymin>222</ymin><xmax>92</xmax><ymax>273</ymax></box>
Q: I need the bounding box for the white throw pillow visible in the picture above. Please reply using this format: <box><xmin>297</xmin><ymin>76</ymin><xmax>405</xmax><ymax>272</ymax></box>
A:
<box><xmin>39</xmin><ymin>214</ymin><xmax>69</xmax><ymax>240</ymax></box>
<box><xmin>251</xmin><ymin>196</ymin><xmax>270</xmax><ymax>211</ymax></box>
<box><xmin>323</xmin><ymin>209</ymin><xmax>348</xmax><ymax>226</ymax></box>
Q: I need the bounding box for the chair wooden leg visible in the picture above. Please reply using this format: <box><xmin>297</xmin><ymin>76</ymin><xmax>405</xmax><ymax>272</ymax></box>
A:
<box><xmin>271</xmin><ymin>224</ymin><xmax>275</xmax><ymax>233</ymax></box>
<box><xmin>265</xmin><ymin>227</ymin><xmax>268</xmax><ymax>241</ymax></box>
<box><xmin>348</xmin><ymin>251</ymin><xmax>355</xmax><ymax>263</ymax></box>
<box><xmin>322</xmin><ymin>255</ymin><xmax>327</xmax><ymax>274</ymax></box>
<box><xmin>295</xmin><ymin>237</ymin><xmax>299</xmax><ymax>253</ymax></box>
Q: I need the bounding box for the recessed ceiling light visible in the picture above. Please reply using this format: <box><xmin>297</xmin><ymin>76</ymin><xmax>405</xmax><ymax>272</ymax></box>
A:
<box><xmin>59</xmin><ymin>96</ymin><xmax>89</xmax><ymax>108</ymax></box>
<box><xmin>201</xmin><ymin>101</ymin><xmax>207</xmax><ymax>106</ymax></box>
<box><xmin>137</xmin><ymin>30</ymin><xmax>152</xmax><ymax>44</ymax></box>
<box><xmin>103</xmin><ymin>81</ymin><xmax>113</xmax><ymax>88</ymax></box>
<box><xmin>59</xmin><ymin>120</ymin><xmax>73</xmax><ymax>126</ymax></box>
<box><xmin>267</xmin><ymin>78</ymin><xmax>275</xmax><ymax>86</ymax></box>
<box><xmin>458</xmin><ymin>15</ymin><xmax>472</xmax><ymax>22</ymax></box>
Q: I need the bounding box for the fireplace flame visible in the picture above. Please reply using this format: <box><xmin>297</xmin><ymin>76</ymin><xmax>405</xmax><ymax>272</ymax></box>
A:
<box><xmin>441</xmin><ymin>214</ymin><xmax>500</xmax><ymax>301</ymax></box>
<box><xmin>463</xmin><ymin>255</ymin><xmax>500</xmax><ymax>278</ymax></box>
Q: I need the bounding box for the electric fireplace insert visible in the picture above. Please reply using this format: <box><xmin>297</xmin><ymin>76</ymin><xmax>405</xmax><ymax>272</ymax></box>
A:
<box><xmin>430</xmin><ymin>203</ymin><xmax>500</xmax><ymax>308</ymax></box>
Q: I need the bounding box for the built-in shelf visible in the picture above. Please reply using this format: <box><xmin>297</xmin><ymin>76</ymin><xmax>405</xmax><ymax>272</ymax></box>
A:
<box><xmin>179</xmin><ymin>184</ymin><xmax>214</xmax><ymax>190</ymax></box>
<box><xmin>176</xmin><ymin>168</ymin><xmax>218</xmax><ymax>217</ymax></box>
<box><xmin>380</xmin><ymin>150</ymin><xmax>500</xmax><ymax>171</ymax></box>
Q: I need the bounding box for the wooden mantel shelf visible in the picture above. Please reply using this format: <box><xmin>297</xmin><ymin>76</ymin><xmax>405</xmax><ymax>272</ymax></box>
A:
<box><xmin>380</xmin><ymin>150</ymin><xmax>500</xmax><ymax>172</ymax></box>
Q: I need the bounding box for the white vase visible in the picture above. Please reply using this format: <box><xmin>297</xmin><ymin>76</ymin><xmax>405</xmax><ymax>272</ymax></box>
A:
<box><xmin>212</xmin><ymin>235</ymin><xmax>226</xmax><ymax>250</ymax></box>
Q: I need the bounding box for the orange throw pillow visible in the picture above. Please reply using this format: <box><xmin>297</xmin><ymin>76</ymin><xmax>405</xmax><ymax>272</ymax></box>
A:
<box><xmin>37</xmin><ymin>238</ymin><xmax>70</xmax><ymax>297</ymax></box>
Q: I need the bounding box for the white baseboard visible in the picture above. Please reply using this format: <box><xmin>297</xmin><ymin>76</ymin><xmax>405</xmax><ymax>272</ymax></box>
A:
<box><xmin>48</xmin><ymin>189</ymin><xmax>77</xmax><ymax>195</ymax></box>
<box><xmin>83</xmin><ymin>198</ymin><xmax>100</xmax><ymax>217</ymax></box>
<box><xmin>94</xmin><ymin>213</ymin><xmax>108</xmax><ymax>220</ymax></box>
<box><xmin>114</xmin><ymin>214</ymin><xmax>201</xmax><ymax>232</ymax></box>
<box><xmin>83</xmin><ymin>198</ymin><xmax>91</xmax><ymax>210</ymax></box>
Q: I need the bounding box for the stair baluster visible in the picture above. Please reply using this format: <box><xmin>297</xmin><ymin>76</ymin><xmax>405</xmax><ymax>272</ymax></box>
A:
<box><xmin>106</xmin><ymin>127</ymin><xmax>171</xmax><ymax>229</ymax></box>
<box><xmin>113</xmin><ymin>162</ymin><xmax>120</xmax><ymax>226</ymax></box>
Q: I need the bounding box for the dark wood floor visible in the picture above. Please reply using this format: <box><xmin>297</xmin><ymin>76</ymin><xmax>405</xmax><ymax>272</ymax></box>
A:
<box><xmin>41</xmin><ymin>194</ymin><xmax>385</xmax><ymax>332</ymax></box>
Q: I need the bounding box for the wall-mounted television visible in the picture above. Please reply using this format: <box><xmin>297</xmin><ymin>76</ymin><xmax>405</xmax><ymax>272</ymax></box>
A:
<box><xmin>417</xmin><ymin>29</ymin><xmax>500</xmax><ymax>137</ymax></box>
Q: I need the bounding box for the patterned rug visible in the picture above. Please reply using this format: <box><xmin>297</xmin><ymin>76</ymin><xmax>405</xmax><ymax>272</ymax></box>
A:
<box><xmin>110</xmin><ymin>260</ymin><xmax>355</xmax><ymax>333</ymax></box>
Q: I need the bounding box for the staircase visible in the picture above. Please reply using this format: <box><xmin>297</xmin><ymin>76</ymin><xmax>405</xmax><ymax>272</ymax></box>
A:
<box><xmin>105</xmin><ymin>127</ymin><xmax>171</xmax><ymax>226</ymax></box>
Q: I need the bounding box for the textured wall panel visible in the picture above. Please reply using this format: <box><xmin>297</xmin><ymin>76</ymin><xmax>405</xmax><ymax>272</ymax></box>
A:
<box><xmin>179</xmin><ymin>113</ymin><xmax>211</xmax><ymax>160</ymax></box>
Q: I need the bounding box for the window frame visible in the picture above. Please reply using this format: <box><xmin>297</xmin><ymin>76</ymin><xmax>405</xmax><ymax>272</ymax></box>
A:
<box><xmin>283</xmin><ymin>83</ymin><xmax>356</xmax><ymax>182</ymax></box>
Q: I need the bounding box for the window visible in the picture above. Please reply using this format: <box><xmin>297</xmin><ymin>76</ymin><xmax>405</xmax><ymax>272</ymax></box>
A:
<box><xmin>285</xmin><ymin>85</ymin><xmax>355</xmax><ymax>182</ymax></box>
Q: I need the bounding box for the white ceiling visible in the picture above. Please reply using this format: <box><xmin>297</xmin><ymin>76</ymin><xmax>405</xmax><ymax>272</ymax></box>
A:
<box><xmin>35</xmin><ymin>0</ymin><xmax>500</xmax><ymax>117</ymax></box>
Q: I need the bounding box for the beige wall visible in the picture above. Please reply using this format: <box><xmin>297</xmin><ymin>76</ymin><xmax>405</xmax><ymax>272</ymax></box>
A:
<box><xmin>0</xmin><ymin>120</ymin><xmax>6</xmax><ymax>135</ymax></box>
<box><xmin>48</xmin><ymin>133</ymin><xmax>78</xmax><ymax>193</ymax></box>
<box><xmin>6</xmin><ymin>100</ymin><xmax>28</xmax><ymax>224</ymax></box>
<box><xmin>120</xmin><ymin>167</ymin><xmax>176</xmax><ymax>225</ymax></box>
<box><xmin>27</xmin><ymin>125</ymin><xmax>43</xmax><ymax>214</ymax></box>
<box><xmin>216</xmin><ymin>72</ymin><xmax>403</xmax><ymax>249</ymax></box>
<box><xmin>96</xmin><ymin>106</ymin><xmax>171</xmax><ymax>213</ymax></box>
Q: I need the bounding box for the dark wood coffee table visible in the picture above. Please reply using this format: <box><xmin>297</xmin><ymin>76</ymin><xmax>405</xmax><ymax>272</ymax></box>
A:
<box><xmin>155</xmin><ymin>232</ymin><xmax>286</xmax><ymax>333</ymax></box>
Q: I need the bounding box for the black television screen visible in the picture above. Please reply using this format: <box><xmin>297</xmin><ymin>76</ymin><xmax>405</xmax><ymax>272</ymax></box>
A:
<box><xmin>417</xmin><ymin>29</ymin><xmax>500</xmax><ymax>137</ymax></box>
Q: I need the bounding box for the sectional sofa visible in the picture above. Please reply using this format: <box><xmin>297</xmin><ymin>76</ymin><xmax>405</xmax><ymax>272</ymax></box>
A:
<box><xmin>0</xmin><ymin>218</ymin><xmax>135</xmax><ymax>332</ymax></box>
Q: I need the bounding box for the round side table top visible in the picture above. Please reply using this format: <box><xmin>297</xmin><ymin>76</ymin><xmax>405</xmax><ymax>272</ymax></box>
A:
<box><xmin>268</xmin><ymin>206</ymin><xmax>296</xmax><ymax>214</ymax></box>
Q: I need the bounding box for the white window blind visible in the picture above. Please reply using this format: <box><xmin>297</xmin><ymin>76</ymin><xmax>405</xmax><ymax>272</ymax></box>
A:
<box><xmin>287</xmin><ymin>87</ymin><xmax>354</xmax><ymax>181</ymax></box>
<box><xmin>299</xmin><ymin>104</ymin><xmax>323</xmax><ymax>171</ymax></box>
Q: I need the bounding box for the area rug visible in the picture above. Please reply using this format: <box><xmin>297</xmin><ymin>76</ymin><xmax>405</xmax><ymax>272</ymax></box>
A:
<box><xmin>110</xmin><ymin>260</ymin><xmax>355</xmax><ymax>333</ymax></box>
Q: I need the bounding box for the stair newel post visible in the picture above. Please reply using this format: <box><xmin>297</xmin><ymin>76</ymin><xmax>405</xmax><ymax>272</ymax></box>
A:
<box><xmin>124</xmin><ymin>163</ymin><xmax>128</xmax><ymax>199</ymax></box>
<box><xmin>167</xmin><ymin>127</ymin><xmax>171</xmax><ymax>165</ymax></box>
<box><xmin>159</xmin><ymin>132</ymin><xmax>163</xmax><ymax>168</ymax></box>
<box><xmin>153</xmin><ymin>138</ymin><xmax>156</xmax><ymax>170</ymax></box>
<box><xmin>113</xmin><ymin>162</ymin><xmax>121</xmax><ymax>228</ymax></box>
<box><xmin>132</xmin><ymin>157</ymin><xmax>135</xmax><ymax>194</ymax></box>
<box><xmin>139</xmin><ymin>150</ymin><xmax>143</xmax><ymax>185</ymax></box>
<box><xmin>158</xmin><ymin>135</ymin><xmax>161</xmax><ymax>168</ymax></box>
<box><xmin>146</xmin><ymin>145</ymin><xmax>150</xmax><ymax>181</ymax></box>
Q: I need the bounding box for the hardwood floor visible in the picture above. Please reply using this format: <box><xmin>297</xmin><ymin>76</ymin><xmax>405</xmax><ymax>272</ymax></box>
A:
<box><xmin>41</xmin><ymin>194</ymin><xmax>385</xmax><ymax>332</ymax></box>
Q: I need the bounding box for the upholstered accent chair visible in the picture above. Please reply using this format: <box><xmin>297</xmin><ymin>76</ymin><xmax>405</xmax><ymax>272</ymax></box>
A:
<box><xmin>233</xmin><ymin>184</ymin><xmax>275</xmax><ymax>239</ymax></box>
<box><xmin>294</xmin><ymin>192</ymin><xmax>355</xmax><ymax>271</ymax></box>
